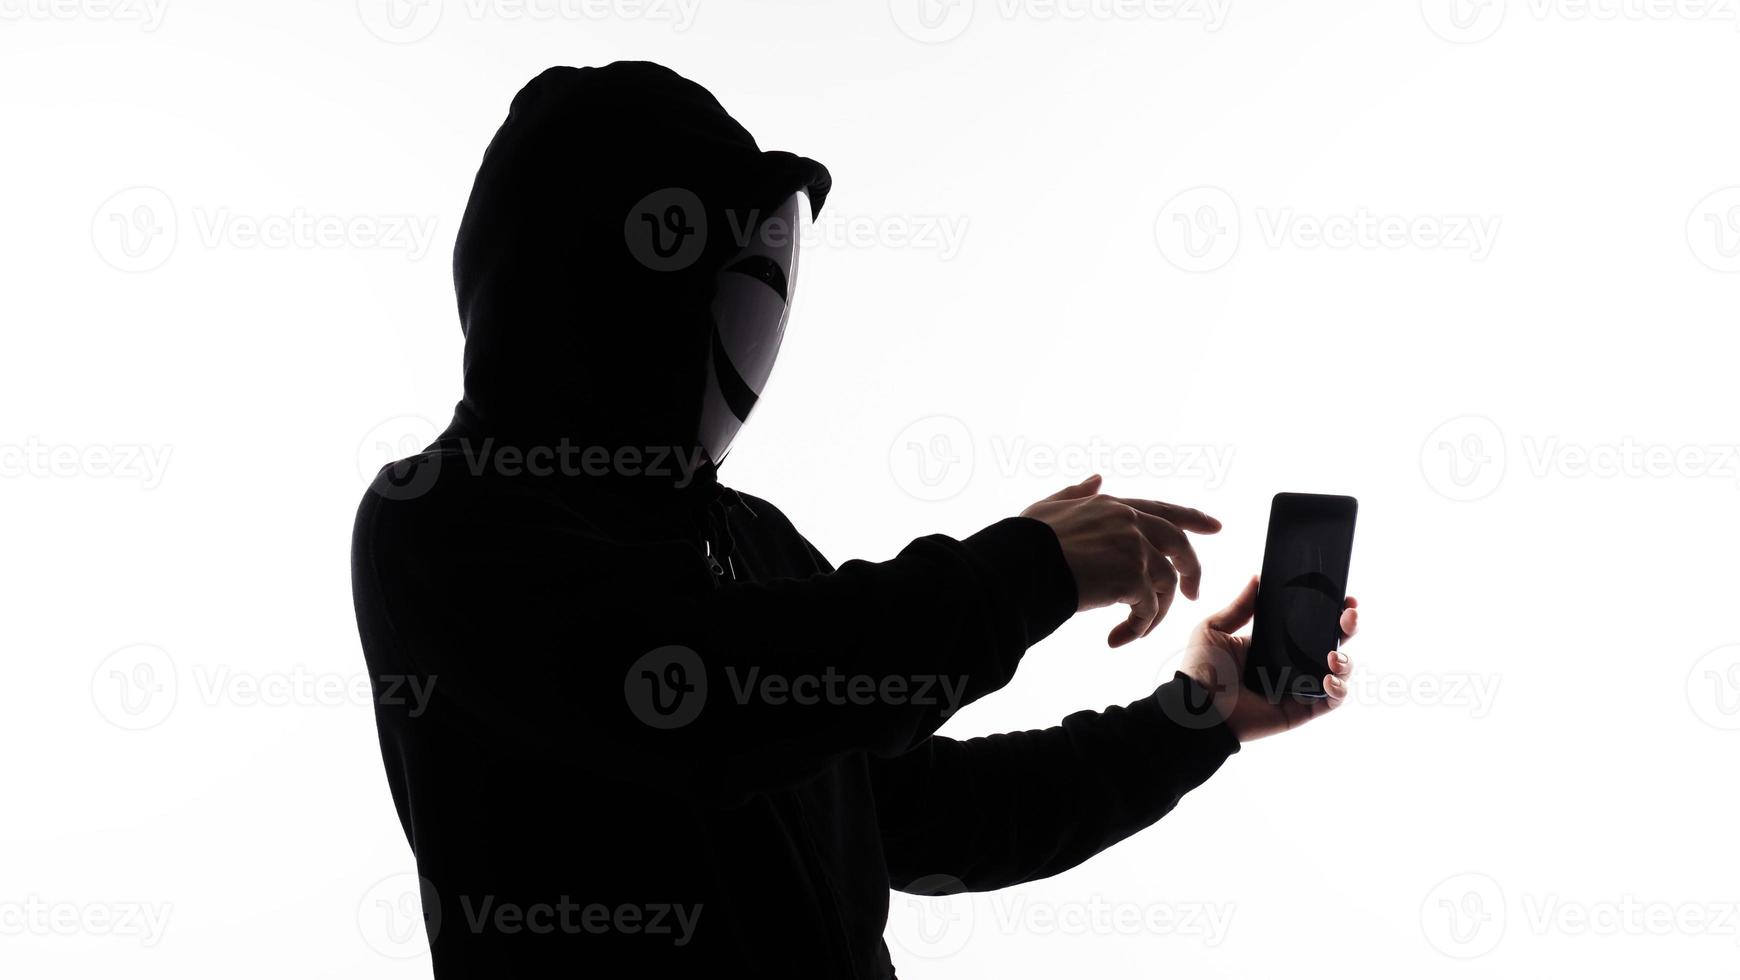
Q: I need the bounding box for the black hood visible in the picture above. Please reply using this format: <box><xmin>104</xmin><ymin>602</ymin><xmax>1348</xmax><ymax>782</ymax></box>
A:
<box><xmin>444</xmin><ymin>62</ymin><xmax>830</xmax><ymax>456</ymax></box>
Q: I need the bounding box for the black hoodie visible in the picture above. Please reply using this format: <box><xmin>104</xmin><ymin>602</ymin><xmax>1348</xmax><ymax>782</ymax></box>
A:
<box><xmin>351</xmin><ymin>61</ymin><xmax>1239</xmax><ymax>978</ymax></box>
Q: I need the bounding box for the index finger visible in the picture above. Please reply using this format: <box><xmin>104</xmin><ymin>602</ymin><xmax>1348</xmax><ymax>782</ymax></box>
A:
<box><xmin>1109</xmin><ymin>496</ymin><xmax>1222</xmax><ymax>534</ymax></box>
<box><xmin>1133</xmin><ymin>512</ymin><xmax>1203</xmax><ymax>601</ymax></box>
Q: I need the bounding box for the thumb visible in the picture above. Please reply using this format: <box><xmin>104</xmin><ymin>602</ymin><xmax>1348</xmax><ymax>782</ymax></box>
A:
<box><xmin>1205</xmin><ymin>575</ymin><xmax>1260</xmax><ymax>633</ymax></box>
<box><xmin>1042</xmin><ymin>473</ymin><xmax>1102</xmax><ymax>502</ymax></box>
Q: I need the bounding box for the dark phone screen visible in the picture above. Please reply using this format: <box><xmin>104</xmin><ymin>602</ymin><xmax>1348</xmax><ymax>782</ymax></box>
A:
<box><xmin>1243</xmin><ymin>493</ymin><xmax>1357</xmax><ymax>700</ymax></box>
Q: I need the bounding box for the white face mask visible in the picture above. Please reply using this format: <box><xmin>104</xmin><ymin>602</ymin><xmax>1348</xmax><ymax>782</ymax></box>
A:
<box><xmin>697</xmin><ymin>190</ymin><xmax>809</xmax><ymax>466</ymax></box>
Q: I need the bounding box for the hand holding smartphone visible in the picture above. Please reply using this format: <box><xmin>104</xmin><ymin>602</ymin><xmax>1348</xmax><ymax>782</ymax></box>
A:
<box><xmin>1243</xmin><ymin>492</ymin><xmax>1358</xmax><ymax>700</ymax></box>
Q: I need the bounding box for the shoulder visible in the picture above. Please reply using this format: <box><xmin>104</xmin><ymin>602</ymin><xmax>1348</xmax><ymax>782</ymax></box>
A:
<box><xmin>352</xmin><ymin>448</ymin><xmax>576</xmax><ymax>565</ymax></box>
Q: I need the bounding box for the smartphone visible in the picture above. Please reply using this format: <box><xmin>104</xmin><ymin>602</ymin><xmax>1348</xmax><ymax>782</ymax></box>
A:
<box><xmin>1243</xmin><ymin>492</ymin><xmax>1358</xmax><ymax>700</ymax></box>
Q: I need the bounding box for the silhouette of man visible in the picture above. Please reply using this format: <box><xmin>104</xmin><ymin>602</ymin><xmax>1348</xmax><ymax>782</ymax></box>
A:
<box><xmin>352</xmin><ymin>61</ymin><xmax>1358</xmax><ymax>978</ymax></box>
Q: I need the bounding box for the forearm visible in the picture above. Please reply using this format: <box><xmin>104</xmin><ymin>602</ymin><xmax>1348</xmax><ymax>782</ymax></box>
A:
<box><xmin>875</xmin><ymin>672</ymin><xmax>1239</xmax><ymax>892</ymax></box>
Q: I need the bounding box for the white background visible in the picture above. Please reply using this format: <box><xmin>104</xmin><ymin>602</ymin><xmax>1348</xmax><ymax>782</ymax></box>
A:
<box><xmin>4</xmin><ymin>0</ymin><xmax>1739</xmax><ymax>976</ymax></box>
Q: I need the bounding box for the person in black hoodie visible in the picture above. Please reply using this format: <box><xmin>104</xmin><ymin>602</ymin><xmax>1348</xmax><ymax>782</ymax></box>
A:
<box><xmin>351</xmin><ymin>61</ymin><xmax>1360</xmax><ymax>978</ymax></box>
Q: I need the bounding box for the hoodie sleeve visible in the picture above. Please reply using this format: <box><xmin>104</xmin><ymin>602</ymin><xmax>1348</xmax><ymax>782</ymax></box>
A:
<box><xmin>869</xmin><ymin>673</ymin><xmax>1240</xmax><ymax>894</ymax></box>
<box><xmin>355</xmin><ymin>477</ymin><xmax>1079</xmax><ymax>804</ymax></box>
